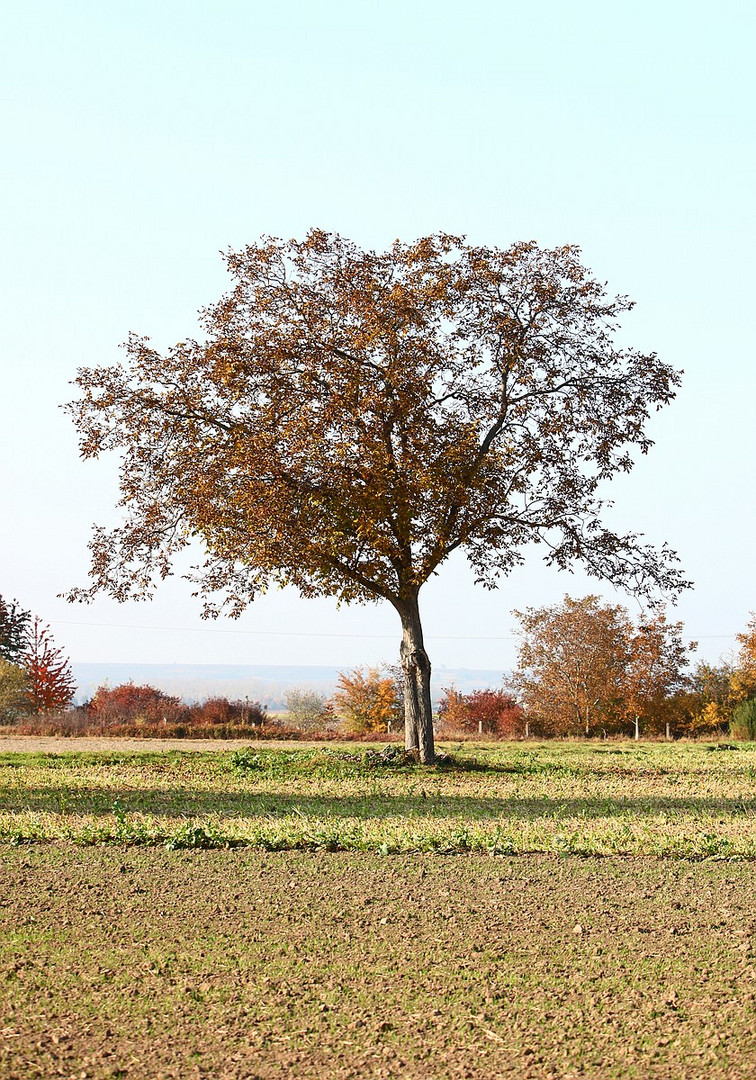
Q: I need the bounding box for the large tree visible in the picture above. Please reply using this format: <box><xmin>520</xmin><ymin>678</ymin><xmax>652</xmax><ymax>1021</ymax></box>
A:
<box><xmin>66</xmin><ymin>231</ymin><xmax>686</xmax><ymax>762</ymax></box>
<box><xmin>510</xmin><ymin>596</ymin><xmax>696</xmax><ymax>737</ymax></box>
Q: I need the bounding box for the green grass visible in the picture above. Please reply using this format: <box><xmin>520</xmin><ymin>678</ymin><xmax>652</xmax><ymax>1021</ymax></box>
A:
<box><xmin>2</xmin><ymin>740</ymin><xmax>756</xmax><ymax>858</ymax></box>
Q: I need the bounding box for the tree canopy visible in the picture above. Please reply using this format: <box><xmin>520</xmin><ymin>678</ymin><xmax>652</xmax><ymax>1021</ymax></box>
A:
<box><xmin>510</xmin><ymin>596</ymin><xmax>695</xmax><ymax>737</ymax></box>
<box><xmin>66</xmin><ymin>230</ymin><xmax>687</xmax><ymax>761</ymax></box>
<box><xmin>0</xmin><ymin>659</ymin><xmax>30</xmax><ymax>722</ymax></box>
<box><xmin>511</xmin><ymin>595</ymin><xmax>633</xmax><ymax>736</ymax></box>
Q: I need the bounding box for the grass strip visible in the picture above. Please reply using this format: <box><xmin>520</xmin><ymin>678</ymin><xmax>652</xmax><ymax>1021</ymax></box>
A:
<box><xmin>1</xmin><ymin>741</ymin><xmax>755</xmax><ymax>858</ymax></box>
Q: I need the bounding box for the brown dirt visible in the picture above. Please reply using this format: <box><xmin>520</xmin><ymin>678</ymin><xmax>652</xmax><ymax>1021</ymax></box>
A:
<box><xmin>1</xmin><ymin>847</ymin><xmax>755</xmax><ymax>1079</ymax></box>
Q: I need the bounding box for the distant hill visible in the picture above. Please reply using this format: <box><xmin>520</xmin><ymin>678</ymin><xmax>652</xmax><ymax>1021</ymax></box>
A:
<box><xmin>71</xmin><ymin>662</ymin><xmax>507</xmax><ymax>709</ymax></box>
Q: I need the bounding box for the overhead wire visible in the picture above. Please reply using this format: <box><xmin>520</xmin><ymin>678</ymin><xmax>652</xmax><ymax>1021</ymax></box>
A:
<box><xmin>48</xmin><ymin>618</ymin><xmax>737</xmax><ymax>642</ymax></box>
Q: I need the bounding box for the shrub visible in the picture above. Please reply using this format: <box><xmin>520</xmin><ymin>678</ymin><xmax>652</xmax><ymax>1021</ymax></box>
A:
<box><xmin>87</xmin><ymin>683</ymin><xmax>187</xmax><ymax>725</ymax></box>
<box><xmin>283</xmin><ymin>688</ymin><xmax>332</xmax><ymax>731</ymax></box>
<box><xmin>189</xmin><ymin>697</ymin><xmax>266</xmax><ymax>727</ymax></box>
<box><xmin>730</xmin><ymin>697</ymin><xmax>756</xmax><ymax>741</ymax></box>
<box><xmin>437</xmin><ymin>686</ymin><xmax>524</xmax><ymax>737</ymax></box>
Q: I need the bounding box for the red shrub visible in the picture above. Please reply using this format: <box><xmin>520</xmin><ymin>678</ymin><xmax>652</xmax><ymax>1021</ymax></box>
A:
<box><xmin>188</xmin><ymin>697</ymin><xmax>267</xmax><ymax>726</ymax></box>
<box><xmin>438</xmin><ymin>686</ymin><xmax>524</xmax><ymax>737</ymax></box>
<box><xmin>87</xmin><ymin>683</ymin><xmax>187</xmax><ymax>725</ymax></box>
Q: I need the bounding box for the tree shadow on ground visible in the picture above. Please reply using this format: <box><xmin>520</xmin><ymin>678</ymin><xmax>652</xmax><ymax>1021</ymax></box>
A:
<box><xmin>1</xmin><ymin>783</ymin><xmax>755</xmax><ymax>820</ymax></box>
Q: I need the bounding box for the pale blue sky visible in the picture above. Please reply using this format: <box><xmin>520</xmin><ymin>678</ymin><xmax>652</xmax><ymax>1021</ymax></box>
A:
<box><xmin>1</xmin><ymin>0</ymin><xmax>754</xmax><ymax>671</ymax></box>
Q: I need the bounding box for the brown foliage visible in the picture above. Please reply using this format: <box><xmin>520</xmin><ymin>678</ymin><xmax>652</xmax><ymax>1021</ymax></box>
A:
<box><xmin>623</xmin><ymin>611</ymin><xmax>696</xmax><ymax>735</ymax></box>
<box><xmin>511</xmin><ymin>596</ymin><xmax>633</xmax><ymax>736</ymax></box>
<box><xmin>65</xmin><ymin>231</ymin><xmax>687</xmax><ymax>762</ymax></box>
<box><xmin>188</xmin><ymin>697</ymin><xmax>267</xmax><ymax>727</ymax></box>
<box><xmin>510</xmin><ymin>596</ymin><xmax>696</xmax><ymax>738</ymax></box>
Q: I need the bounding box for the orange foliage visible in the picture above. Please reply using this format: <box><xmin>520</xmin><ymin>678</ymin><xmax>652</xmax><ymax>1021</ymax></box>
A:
<box><xmin>332</xmin><ymin>667</ymin><xmax>402</xmax><ymax>735</ymax></box>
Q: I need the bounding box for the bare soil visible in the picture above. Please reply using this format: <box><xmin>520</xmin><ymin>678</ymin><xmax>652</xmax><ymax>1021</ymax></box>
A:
<box><xmin>1</xmin><ymin>847</ymin><xmax>755</xmax><ymax>1079</ymax></box>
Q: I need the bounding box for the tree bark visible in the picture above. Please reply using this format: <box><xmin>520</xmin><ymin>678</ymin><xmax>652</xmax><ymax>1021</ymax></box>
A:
<box><xmin>395</xmin><ymin>594</ymin><xmax>435</xmax><ymax>764</ymax></box>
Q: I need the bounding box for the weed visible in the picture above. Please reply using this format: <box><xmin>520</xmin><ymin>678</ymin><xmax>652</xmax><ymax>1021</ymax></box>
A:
<box><xmin>360</xmin><ymin>746</ymin><xmax>417</xmax><ymax>769</ymax></box>
<box><xmin>165</xmin><ymin>824</ymin><xmax>225</xmax><ymax>850</ymax></box>
<box><xmin>230</xmin><ymin>748</ymin><xmax>262</xmax><ymax>772</ymax></box>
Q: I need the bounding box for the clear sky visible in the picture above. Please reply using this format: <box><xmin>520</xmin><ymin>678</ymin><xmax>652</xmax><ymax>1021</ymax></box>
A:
<box><xmin>1</xmin><ymin>0</ymin><xmax>754</xmax><ymax>673</ymax></box>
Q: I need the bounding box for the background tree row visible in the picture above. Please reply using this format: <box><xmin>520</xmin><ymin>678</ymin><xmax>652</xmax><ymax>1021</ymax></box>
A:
<box><xmin>508</xmin><ymin>596</ymin><xmax>756</xmax><ymax>739</ymax></box>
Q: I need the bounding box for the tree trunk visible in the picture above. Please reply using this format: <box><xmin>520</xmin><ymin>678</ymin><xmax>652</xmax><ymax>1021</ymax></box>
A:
<box><xmin>395</xmin><ymin>594</ymin><xmax>435</xmax><ymax>764</ymax></box>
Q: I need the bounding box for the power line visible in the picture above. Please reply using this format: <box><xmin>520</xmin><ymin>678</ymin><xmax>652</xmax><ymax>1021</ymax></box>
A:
<box><xmin>48</xmin><ymin>618</ymin><xmax>738</xmax><ymax>642</ymax></box>
<box><xmin>50</xmin><ymin>618</ymin><xmax>515</xmax><ymax>641</ymax></box>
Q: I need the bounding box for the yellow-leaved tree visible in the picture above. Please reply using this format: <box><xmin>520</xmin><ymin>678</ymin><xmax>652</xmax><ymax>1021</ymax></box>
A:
<box><xmin>332</xmin><ymin>667</ymin><xmax>402</xmax><ymax>735</ymax></box>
